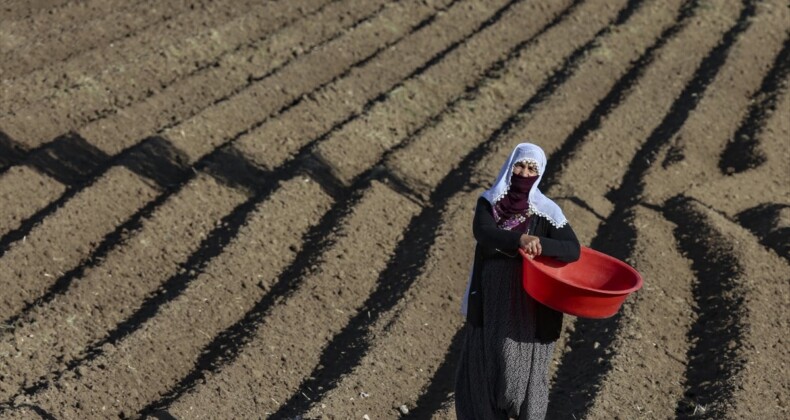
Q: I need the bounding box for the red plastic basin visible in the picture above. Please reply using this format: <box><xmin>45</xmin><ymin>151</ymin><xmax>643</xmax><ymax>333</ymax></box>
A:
<box><xmin>520</xmin><ymin>246</ymin><xmax>643</xmax><ymax>319</ymax></box>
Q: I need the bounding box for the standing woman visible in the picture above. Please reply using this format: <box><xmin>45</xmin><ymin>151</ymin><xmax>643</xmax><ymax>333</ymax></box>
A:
<box><xmin>455</xmin><ymin>143</ymin><xmax>580</xmax><ymax>419</ymax></box>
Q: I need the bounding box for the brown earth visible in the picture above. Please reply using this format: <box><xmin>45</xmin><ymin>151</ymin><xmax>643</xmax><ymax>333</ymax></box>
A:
<box><xmin>1</xmin><ymin>0</ymin><xmax>788</xmax><ymax>418</ymax></box>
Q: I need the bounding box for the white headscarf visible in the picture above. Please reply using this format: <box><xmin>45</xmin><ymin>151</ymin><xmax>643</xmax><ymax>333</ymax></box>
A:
<box><xmin>460</xmin><ymin>142</ymin><xmax>567</xmax><ymax>315</ymax></box>
<box><xmin>481</xmin><ymin>142</ymin><xmax>567</xmax><ymax>228</ymax></box>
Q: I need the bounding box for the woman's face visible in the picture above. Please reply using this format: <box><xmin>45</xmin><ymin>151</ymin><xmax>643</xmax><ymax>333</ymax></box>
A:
<box><xmin>512</xmin><ymin>161</ymin><xmax>538</xmax><ymax>177</ymax></box>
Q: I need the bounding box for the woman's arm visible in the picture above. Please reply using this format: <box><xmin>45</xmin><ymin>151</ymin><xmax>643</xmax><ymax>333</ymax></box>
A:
<box><xmin>538</xmin><ymin>222</ymin><xmax>581</xmax><ymax>263</ymax></box>
<box><xmin>472</xmin><ymin>197</ymin><xmax>522</xmax><ymax>251</ymax></box>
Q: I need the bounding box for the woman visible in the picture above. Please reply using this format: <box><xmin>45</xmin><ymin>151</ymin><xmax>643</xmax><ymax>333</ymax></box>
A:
<box><xmin>455</xmin><ymin>143</ymin><xmax>581</xmax><ymax>419</ymax></box>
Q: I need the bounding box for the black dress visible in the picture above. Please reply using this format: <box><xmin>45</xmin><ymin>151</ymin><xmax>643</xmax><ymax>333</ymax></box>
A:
<box><xmin>455</xmin><ymin>197</ymin><xmax>580</xmax><ymax>419</ymax></box>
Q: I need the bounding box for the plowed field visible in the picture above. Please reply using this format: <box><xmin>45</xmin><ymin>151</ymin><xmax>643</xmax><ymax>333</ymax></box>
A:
<box><xmin>1</xmin><ymin>0</ymin><xmax>788</xmax><ymax>418</ymax></box>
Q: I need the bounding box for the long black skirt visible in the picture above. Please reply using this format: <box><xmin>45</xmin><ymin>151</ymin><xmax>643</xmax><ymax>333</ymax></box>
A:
<box><xmin>455</xmin><ymin>258</ymin><xmax>556</xmax><ymax>419</ymax></box>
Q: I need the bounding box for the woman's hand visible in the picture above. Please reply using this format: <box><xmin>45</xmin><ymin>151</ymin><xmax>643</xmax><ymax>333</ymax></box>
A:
<box><xmin>519</xmin><ymin>234</ymin><xmax>542</xmax><ymax>259</ymax></box>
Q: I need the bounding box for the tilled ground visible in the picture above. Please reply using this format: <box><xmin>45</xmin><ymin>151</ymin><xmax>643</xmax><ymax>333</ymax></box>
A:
<box><xmin>1</xmin><ymin>0</ymin><xmax>788</xmax><ymax>418</ymax></box>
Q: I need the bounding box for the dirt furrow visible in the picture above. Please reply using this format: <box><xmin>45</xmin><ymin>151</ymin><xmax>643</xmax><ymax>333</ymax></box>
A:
<box><xmin>640</xmin><ymin>0</ymin><xmax>789</xmax><ymax>208</ymax></box>
<box><xmin>547</xmin><ymin>0</ymin><xmax>760</xmax><ymax>417</ymax></box>
<box><xmin>470</xmin><ymin>0</ymin><xmax>688</xmax><ymax>197</ymax></box>
<box><xmin>153</xmin><ymin>182</ymin><xmax>419</xmax><ymax>418</ymax></box>
<box><xmin>0</xmin><ymin>0</ymin><xmax>381</xmax><ymax>237</ymax></box>
<box><xmin>1</xmin><ymin>0</ymin><xmax>280</xmax><ymax>111</ymax></box>
<box><xmin>537</xmin><ymin>0</ymin><xmax>742</xmax><ymax>219</ymax></box>
<box><xmin>735</xmin><ymin>202</ymin><xmax>790</xmax><ymax>262</ymax></box>
<box><xmin>0</xmin><ymin>145</ymin><xmax>274</xmax><ymax>407</ymax></box>
<box><xmin>160</xmin><ymin>0</ymin><xmax>453</xmax><ymax>164</ymax></box>
<box><xmin>0</xmin><ymin>167</ymin><xmax>159</xmax><ymax>322</ymax></box>
<box><xmin>659</xmin><ymin>197</ymin><xmax>747</xmax><ymax>417</ymax></box>
<box><xmin>77</xmin><ymin>0</ymin><xmax>382</xmax><ymax>157</ymax></box>
<box><xmin>237</xmin><ymin>0</ymin><xmax>522</xmax><ymax>172</ymax></box>
<box><xmin>311</xmin><ymin>0</ymin><xmax>576</xmax><ymax>185</ymax></box>
<box><xmin>0</xmin><ymin>131</ymin><xmax>123</xmax><ymax>240</ymax></box>
<box><xmin>585</xmin><ymin>10</ymin><xmax>788</xmax><ymax>416</ymax></box>
<box><xmin>0</xmin><ymin>137</ymin><xmax>195</xmax><ymax>298</ymax></box>
<box><xmin>684</xmin><ymin>76</ymin><xmax>790</xmax><ymax>217</ymax></box>
<box><xmin>13</xmin><ymin>177</ymin><xmax>335</xmax><ymax>417</ymax></box>
<box><xmin>0</xmin><ymin>0</ymin><xmax>444</xmax><ymax>337</ymax></box>
<box><xmin>0</xmin><ymin>4</ymin><xmax>458</xmax><ymax>410</ymax></box>
<box><xmin>581</xmin><ymin>205</ymin><xmax>695</xmax><ymax>419</ymax></box>
<box><xmin>672</xmin><ymin>198</ymin><xmax>789</xmax><ymax>418</ymax></box>
<box><xmin>0</xmin><ymin>173</ymin><xmax>248</xmax><ymax>401</ymax></box>
<box><xmin>0</xmin><ymin>0</ymin><xmax>485</xmax><ymax>399</ymax></box>
<box><xmin>0</xmin><ymin>0</ymin><xmax>103</xmax><ymax>28</ymax></box>
<box><xmin>300</xmin><ymin>189</ymin><xmax>474</xmax><ymax>418</ymax></box>
<box><xmin>689</xmin><ymin>79</ymin><xmax>790</xmax><ymax>261</ymax></box>
<box><xmin>0</xmin><ymin>133</ymin><xmax>147</xmax><ymax>249</ymax></box>
<box><xmin>0</xmin><ymin>0</ymin><xmax>434</xmax><ymax>264</ymax></box>
<box><xmin>718</xmin><ymin>38</ymin><xmax>790</xmax><ymax>175</ymax></box>
<box><xmin>384</xmin><ymin>0</ymin><xmax>630</xmax><ymax>199</ymax></box>
<box><xmin>1</xmin><ymin>0</ymin><xmax>189</xmax><ymax>78</ymax></box>
<box><xmin>0</xmin><ymin>166</ymin><xmax>65</xmax><ymax>237</ymax></box>
<box><xmin>0</xmin><ymin>0</ymin><xmax>327</xmax><ymax>148</ymax></box>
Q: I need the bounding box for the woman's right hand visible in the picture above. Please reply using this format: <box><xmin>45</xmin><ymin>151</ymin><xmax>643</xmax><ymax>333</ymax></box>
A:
<box><xmin>520</xmin><ymin>234</ymin><xmax>542</xmax><ymax>258</ymax></box>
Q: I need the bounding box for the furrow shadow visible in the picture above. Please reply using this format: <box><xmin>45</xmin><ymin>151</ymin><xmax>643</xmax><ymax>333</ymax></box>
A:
<box><xmin>0</xmin><ymin>136</ymin><xmax>195</xmax><ymax>331</ymax></box>
<box><xmin>0</xmin><ymin>0</ymin><xmax>348</xmax><ymax>176</ymax></box>
<box><xmin>7</xmin><ymin>143</ymin><xmax>325</xmax><ymax>404</ymax></box>
<box><xmin>0</xmin><ymin>0</ymin><xmax>516</xmax><ymax>406</ymax></box>
<box><xmin>547</xmin><ymin>1</ymin><xmax>757</xmax><ymax>418</ymax></box>
<box><xmin>540</xmin><ymin>0</ymin><xmax>700</xmax><ymax>189</ymax></box>
<box><xmin>2</xmin><ymin>0</ymin><xmax>469</xmax><ymax>393</ymax></box>
<box><xmin>136</xmin><ymin>167</ymin><xmax>369</xmax><ymax>417</ymax></box>
<box><xmin>0</xmin><ymin>135</ymin><xmax>189</xmax><ymax>256</ymax></box>
<box><xmin>134</xmin><ymin>0</ymin><xmax>583</xmax><ymax>401</ymax></box>
<box><xmin>735</xmin><ymin>203</ymin><xmax>790</xmax><ymax>262</ymax></box>
<box><xmin>269</xmin><ymin>0</ymin><xmax>647</xmax><ymax>414</ymax></box>
<box><xmin>408</xmin><ymin>328</ymin><xmax>466</xmax><ymax>418</ymax></box>
<box><xmin>663</xmin><ymin>195</ymin><xmax>747</xmax><ymax>418</ymax></box>
<box><xmin>0</xmin><ymin>0</ymin><xmax>452</xmax><ymax>326</ymax></box>
<box><xmin>0</xmin><ymin>131</ymin><xmax>28</xmax><ymax>170</ymax></box>
<box><xmin>718</xmin><ymin>35</ymin><xmax>790</xmax><ymax>174</ymax></box>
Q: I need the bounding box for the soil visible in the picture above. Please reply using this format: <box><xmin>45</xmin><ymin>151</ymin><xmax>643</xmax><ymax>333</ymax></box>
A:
<box><xmin>1</xmin><ymin>0</ymin><xmax>787</xmax><ymax>418</ymax></box>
